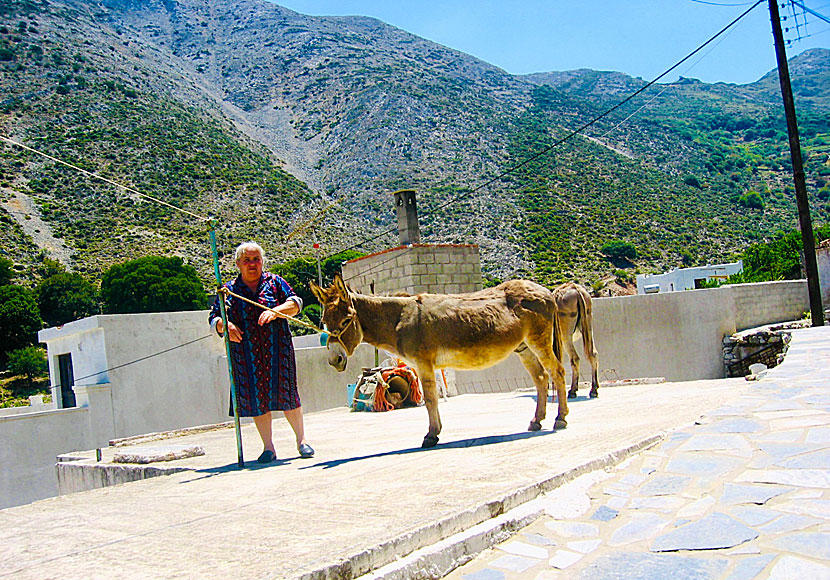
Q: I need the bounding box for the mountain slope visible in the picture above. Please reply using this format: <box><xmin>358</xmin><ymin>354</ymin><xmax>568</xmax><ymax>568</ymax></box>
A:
<box><xmin>0</xmin><ymin>0</ymin><xmax>828</xmax><ymax>290</ymax></box>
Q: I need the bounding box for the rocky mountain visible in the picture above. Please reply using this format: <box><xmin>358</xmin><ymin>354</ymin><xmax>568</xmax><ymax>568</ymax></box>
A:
<box><xmin>1</xmin><ymin>0</ymin><xmax>828</xmax><ymax>291</ymax></box>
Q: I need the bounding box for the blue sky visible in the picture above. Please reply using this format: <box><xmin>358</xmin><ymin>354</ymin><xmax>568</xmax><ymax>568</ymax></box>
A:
<box><xmin>272</xmin><ymin>1</ymin><xmax>830</xmax><ymax>85</ymax></box>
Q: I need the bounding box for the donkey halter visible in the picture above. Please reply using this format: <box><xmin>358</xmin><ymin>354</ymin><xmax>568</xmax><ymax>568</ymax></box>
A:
<box><xmin>325</xmin><ymin>311</ymin><xmax>358</xmax><ymax>344</ymax></box>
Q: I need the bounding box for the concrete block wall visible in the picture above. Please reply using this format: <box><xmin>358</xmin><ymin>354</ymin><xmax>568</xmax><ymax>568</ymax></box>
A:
<box><xmin>342</xmin><ymin>244</ymin><xmax>482</xmax><ymax>295</ymax></box>
<box><xmin>729</xmin><ymin>280</ymin><xmax>809</xmax><ymax>331</ymax></box>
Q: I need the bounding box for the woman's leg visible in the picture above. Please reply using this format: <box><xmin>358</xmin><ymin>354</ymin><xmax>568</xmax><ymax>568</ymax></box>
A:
<box><xmin>252</xmin><ymin>411</ymin><xmax>275</xmax><ymax>452</ymax></box>
<box><xmin>283</xmin><ymin>407</ymin><xmax>306</xmax><ymax>446</ymax></box>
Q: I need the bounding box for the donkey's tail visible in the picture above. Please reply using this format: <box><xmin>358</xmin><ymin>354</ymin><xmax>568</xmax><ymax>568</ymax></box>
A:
<box><xmin>551</xmin><ymin>304</ymin><xmax>563</xmax><ymax>362</ymax></box>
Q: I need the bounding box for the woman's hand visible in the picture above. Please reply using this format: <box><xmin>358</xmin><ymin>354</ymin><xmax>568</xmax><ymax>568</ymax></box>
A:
<box><xmin>258</xmin><ymin>309</ymin><xmax>280</xmax><ymax>326</ymax></box>
<box><xmin>258</xmin><ymin>301</ymin><xmax>300</xmax><ymax>326</ymax></box>
<box><xmin>216</xmin><ymin>319</ymin><xmax>243</xmax><ymax>342</ymax></box>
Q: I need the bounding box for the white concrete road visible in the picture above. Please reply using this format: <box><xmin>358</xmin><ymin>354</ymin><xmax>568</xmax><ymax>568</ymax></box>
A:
<box><xmin>0</xmin><ymin>361</ymin><xmax>761</xmax><ymax>579</ymax></box>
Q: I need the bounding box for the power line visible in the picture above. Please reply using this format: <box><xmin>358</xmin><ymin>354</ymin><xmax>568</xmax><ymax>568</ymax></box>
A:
<box><xmin>0</xmin><ymin>136</ymin><xmax>211</xmax><ymax>222</ymax></box>
<box><xmin>324</xmin><ymin>0</ymin><xmax>766</xmax><ymax>261</ymax></box>
<box><xmin>690</xmin><ymin>1</ymin><xmax>756</xmax><ymax>6</ymax></box>
<box><xmin>791</xmin><ymin>0</ymin><xmax>830</xmax><ymax>24</ymax></box>
<box><xmin>70</xmin><ymin>334</ymin><xmax>213</xmax><ymax>385</ymax></box>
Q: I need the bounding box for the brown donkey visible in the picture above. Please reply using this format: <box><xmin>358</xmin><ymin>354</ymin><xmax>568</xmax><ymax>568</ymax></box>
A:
<box><xmin>310</xmin><ymin>274</ymin><xmax>568</xmax><ymax>448</ymax></box>
<box><xmin>554</xmin><ymin>282</ymin><xmax>599</xmax><ymax>399</ymax></box>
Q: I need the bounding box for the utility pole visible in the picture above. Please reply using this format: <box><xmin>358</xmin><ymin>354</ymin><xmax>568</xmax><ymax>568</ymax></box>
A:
<box><xmin>768</xmin><ymin>0</ymin><xmax>825</xmax><ymax>326</ymax></box>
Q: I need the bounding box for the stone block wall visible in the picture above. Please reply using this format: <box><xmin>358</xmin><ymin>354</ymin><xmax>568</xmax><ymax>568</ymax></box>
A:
<box><xmin>729</xmin><ymin>280</ymin><xmax>809</xmax><ymax>331</ymax></box>
<box><xmin>722</xmin><ymin>327</ymin><xmax>792</xmax><ymax>377</ymax></box>
<box><xmin>341</xmin><ymin>244</ymin><xmax>482</xmax><ymax>295</ymax></box>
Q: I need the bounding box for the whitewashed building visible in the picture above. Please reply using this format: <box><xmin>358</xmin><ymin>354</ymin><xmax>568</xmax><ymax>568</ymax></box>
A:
<box><xmin>636</xmin><ymin>261</ymin><xmax>743</xmax><ymax>294</ymax></box>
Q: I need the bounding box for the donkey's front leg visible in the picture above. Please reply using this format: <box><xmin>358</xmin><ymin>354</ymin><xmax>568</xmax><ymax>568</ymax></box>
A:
<box><xmin>417</xmin><ymin>363</ymin><xmax>442</xmax><ymax>448</ymax></box>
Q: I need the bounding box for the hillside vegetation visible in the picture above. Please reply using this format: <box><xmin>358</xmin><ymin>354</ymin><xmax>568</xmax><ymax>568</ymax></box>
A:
<box><xmin>0</xmin><ymin>0</ymin><xmax>828</xmax><ymax>294</ymax></box>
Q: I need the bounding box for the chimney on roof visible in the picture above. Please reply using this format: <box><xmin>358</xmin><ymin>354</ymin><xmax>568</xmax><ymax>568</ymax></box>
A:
<box><xmin>392</xmin><ymin>189</ymin><xmax>420</xmax><ymax>245</ymax></box>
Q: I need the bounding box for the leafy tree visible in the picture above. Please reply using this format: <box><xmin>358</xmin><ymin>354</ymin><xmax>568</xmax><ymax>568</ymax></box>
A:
<box><xmin>301</xmin><ymin>304</ymin><xmax>321</xmax><ymax>327</ymax></box>
<box><xmin>37</xmin><ymin>272</ymin><xmax>100</xmax><ymax>326</ymax></box>
<box><xmin>100</xmin><ymin>256</ymin><xmax>206</xmax><ymax>314</ymax></box>
<box><xmin>683</xmin><ymin>175</ymin><xmax>701</xmax><ymax>189</ymax></box>
<box><xmin>737</xmin><ymin>191</ymin><xmax>764</xmax><ymax>210</ymax></box>
<box><xmin>273</xmin><ymin>250</ymin><xmax>365</xmax><ymax>307</ymax></box>
<box><xmin>7</xmin><ymin>346</ymin><xmax>47</xmax><ymax>384</ymax></box>
<box><xmin>0</xmin><ymin>257</ymin><xmax>14</xmax><ymax>286</ymax></box>
<box><xmin>719</xmin><ymin>224</ymin><xmax>830</xmax><ymax>284</ymax></box>
<box><xmin>600</xmin><ymin>240</ymin><xmax>638</xmax><ymax>262</ymax></box>
<box><xmin>37</xmin><ymin>257</ymin><xmax>66</xmax><ymax>279</ymax></box>
<box><xmin>0</xmin><ymin>285</ymin><xmax>42</xmax><ymax>363</ymax></box>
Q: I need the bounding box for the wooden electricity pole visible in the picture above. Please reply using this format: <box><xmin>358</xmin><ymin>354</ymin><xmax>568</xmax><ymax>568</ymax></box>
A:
<box><xmin>767</xmin><ymin>0</ymin><xmax>825</xmax><ymax>326</ymax></box>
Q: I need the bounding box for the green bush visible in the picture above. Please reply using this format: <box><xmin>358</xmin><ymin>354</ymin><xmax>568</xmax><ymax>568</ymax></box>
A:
<box><xmin>37</xmin><ymin>272</ymin><xmax>100</xmax><ymax>326</ymax></box>
<box><xmin>600</xmin><ymin>240</ymin><xmax>638</xmax><ymax>262</ymax></box>
<box><xmin>301</xmin><ymin>303</ymin><xmax>321</xmax><ymax>327</ymax></box>
<box><xmin>100</xmin><ymin>256</ymin><xmax>206</xmax><ymax>314</ymax></box>
<box><xmin>683</xmin><ymin>175</ymin><xmax>701</xmax><ymax>189</ymax></box>
<box><xmin>737</xmin><ymin>191</ymin><xmax>764</xmax><ymax>210</ymax></box>
<box><xmin>0</xmin><ymin>257</ymin><xmax>14</xmax><ymax>286</ymax></box>
<box><xmin>0</xmin><ymin>285</ymin><xmax>42</xmax><ymax>363</ymax></box>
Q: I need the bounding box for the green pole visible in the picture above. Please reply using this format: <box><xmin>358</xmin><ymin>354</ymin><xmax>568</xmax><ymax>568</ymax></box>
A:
<box><xmin>209</xmin><ymin>221</ymin><xmax>245</xmax><ymax>467</ymax></box>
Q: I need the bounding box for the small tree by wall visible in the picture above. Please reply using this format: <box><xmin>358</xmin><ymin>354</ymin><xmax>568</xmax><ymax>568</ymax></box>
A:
<box><xmin>7</xmin><ymin>346</ymin><xmax>48</xmax><ymax>386</ymax></box>
<box><xmin>0</xmin><ymin>257</ymin><xmax>14</xmax><ymax>286</ymax></box>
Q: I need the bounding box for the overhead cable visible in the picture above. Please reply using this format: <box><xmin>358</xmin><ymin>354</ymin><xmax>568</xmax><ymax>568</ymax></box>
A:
<box><xmin>0</xmin><ymin>135</ymin><xmax>211</xmax><ymax>222</ymax></box>
<box><xmin>326</xmin><ymin>0</ymin><xmax>766</xmax><ymax>259</ymax></box>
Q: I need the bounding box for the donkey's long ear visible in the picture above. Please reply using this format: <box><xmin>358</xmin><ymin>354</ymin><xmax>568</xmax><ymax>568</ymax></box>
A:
<box><xmin>333</xmin><ymin>273</ymin><xmax>350</xmax><ymax>298</ymax></box>
<box><xmin>309</xmin><ymin>280</ymin><xmax>325</xmax><ymax>304</ymax></box>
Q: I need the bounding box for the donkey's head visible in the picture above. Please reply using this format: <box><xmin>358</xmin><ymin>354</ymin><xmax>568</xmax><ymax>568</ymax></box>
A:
<box><xmin>310</xmin><ymin>273</ymin><xmax>363</xmax><ymax>372</ymax></box>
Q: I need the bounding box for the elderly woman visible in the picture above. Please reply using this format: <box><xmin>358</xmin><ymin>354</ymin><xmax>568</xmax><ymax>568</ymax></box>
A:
<box><xmin>209</xmin><ymin>242</ymin><xmax>314</xmax><ymax>463</ymax></box>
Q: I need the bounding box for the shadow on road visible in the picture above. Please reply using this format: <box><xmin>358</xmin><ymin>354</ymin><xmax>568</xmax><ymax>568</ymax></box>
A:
<box><xmin>302</xmin><ymin>428</ymin><xmax>558</xmax><ymax>470</ymax></box>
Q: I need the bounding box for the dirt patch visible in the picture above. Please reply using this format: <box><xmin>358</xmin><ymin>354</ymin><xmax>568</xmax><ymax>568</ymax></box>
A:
<box><xmin>0</xmin><ymin>187</ymin><xmax>73</xmax><ymax>268</ymax></box>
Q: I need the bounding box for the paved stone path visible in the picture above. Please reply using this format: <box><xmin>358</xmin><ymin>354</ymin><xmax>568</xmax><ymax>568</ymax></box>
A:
<box><xmin>443</xmin><ymin>326</ymin><xmax>830</xmax><ymax>580</ymax></box>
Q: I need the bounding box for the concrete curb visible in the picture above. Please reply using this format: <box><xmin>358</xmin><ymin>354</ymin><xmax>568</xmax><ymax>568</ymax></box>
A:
<box><xmin>55</xmin><ymin>461</ymin><xmax>190</xmax><ymax>496</ymax></box>
<box><xmin>300</xmin><ymin>433</ymin><xmax>666</xmax><ymax>580</ymax></box>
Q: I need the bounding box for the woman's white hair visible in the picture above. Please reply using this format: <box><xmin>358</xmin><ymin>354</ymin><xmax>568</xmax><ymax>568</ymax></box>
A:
<box><xmin>234</xmin><ymin>242</ymin><xmax>266</xmax><ymax>266</ymax></box>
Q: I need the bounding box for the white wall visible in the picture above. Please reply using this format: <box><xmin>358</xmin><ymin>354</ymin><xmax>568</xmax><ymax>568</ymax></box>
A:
<box><xmin>3</xmin><ymin>279</ymin><xmax>809</xmax><ymax>511</ymax></box>
<box><xmin>816</xmin><ymin>244</ymin><xmax>829</xmax><ymax>311</ymax></box>
<box><xmin>455</xmin><ymin>279</ymin><xmax>809</xmax><ymax>390</ymax></box>
<box><xmin>0</xmin><ymin>407</ymin><xmax>90</xmax><ymax>509</ymax></box>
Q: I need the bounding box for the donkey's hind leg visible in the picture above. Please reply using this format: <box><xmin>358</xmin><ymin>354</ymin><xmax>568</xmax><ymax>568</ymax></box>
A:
<box><xmin>526</xmin><ymin>339</ymin><xmax>568</xmax><ymax>430</ymax></box>
<box><xmin>416</xmin><ymin>361</ymin><xmax>442</xmax><ymax>448</ymax></box>
<box><xmin>514</xmin><ymin>344</ymin><xmax>549</xmax><ymax>431</ymax></box>
<box><xmin>563</xmin><ymin>333</ymin><xmax>581</xmax><ymax>399</ymax></box>
<box><xmin>581</xmin><ymin>320</ymin><xmax>600</xmax><ymax>398</ymax></box>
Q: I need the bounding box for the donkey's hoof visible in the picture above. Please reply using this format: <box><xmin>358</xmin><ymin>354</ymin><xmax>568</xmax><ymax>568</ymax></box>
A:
<box><xmin>589</xmin><ymin>389</ymin><xmax>599</xmax><ymax>398</ymax></box>
<box><xmin>554</xmin><ymin>418</ymin><xmax>568</xmax><ymax>430</ymax></box>
<box><xmin>567</xmin><ymin>390</ymin><xmax>578</xmax><ymax>399</ymax></box>
<box><xmin>422</xmin><ymin>435</ymin><xmax>439</xmax><ymax>448</ymax></box>
<box><xmin>528</xmin><ymin>421</ymin><xmax>542</xmax><ymax>431</ymax></box>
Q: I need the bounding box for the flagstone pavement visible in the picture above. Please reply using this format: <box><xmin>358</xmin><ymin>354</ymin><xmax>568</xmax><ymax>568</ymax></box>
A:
<box><xmin>443</xmin><ymin>326</ymin><xmax>830</xmax><ymax>580</ymax></box>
